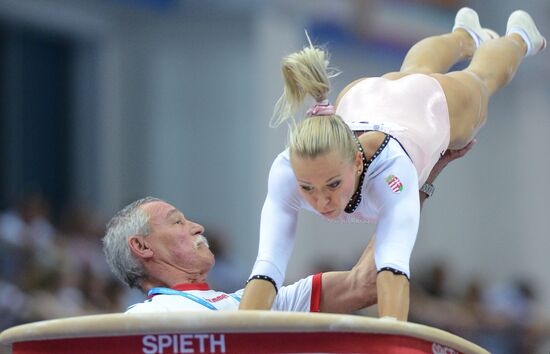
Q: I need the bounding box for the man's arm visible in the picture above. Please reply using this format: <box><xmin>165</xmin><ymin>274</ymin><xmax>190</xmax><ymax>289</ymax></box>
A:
<box><xmin>318</xmin><ymin>140</ymin><xmax>476</xmax><ymax>314</ymax></box>
<box><xmin>419</xmin><ymin>140</ymin><xmax>476</xmax><ymax>205</ymax></box>
<box><xmin>319</xmin><ymin>236</ymin><xmax>377</xmax><ymax>313</ymax></box>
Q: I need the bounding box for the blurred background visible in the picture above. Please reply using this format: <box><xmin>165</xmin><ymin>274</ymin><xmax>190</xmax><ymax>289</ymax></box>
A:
<box><xmin>0</xmin><ymin>0</ymin><xmax>549</xmax><ymax>352</ymax></box>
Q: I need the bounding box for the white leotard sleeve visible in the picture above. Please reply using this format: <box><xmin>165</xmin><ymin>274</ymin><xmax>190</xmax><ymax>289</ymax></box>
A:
<box><xmin>367</xmin><ymin>151</ymin><xmax>420</xmax><ymax>278</ymax></box>
<box><xmin>249</xmin><ymin>151</ymin><xmax>301</xmax><ymax>289</ymax></box>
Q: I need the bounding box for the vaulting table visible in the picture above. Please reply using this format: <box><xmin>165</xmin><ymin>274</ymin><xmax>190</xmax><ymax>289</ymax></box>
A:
<box><xmin>0</xmin><ymin>311</ymin><xmax>489</xmax><ymax>354</ymax></box>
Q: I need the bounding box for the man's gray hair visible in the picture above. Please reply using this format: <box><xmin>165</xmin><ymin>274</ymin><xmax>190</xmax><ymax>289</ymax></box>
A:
<box><xmin>102</xmin><ymin>196</ymin><xmax>162</xmax><ymax>289</ymax></box>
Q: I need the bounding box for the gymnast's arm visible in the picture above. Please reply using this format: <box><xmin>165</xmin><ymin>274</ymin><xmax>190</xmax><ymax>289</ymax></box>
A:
<box><xmin>240</xmin><ymin>153</ymin><xmax>300</xmax><ymax>310</ymax></box>
<box><xmin>376</xmin><ymin>139</ymin><xmax>477</xmax><ymax>320</ymax></box>
<box><xmin>319</xmin><ymin>140</ymin><xmax>476</xmax><ymax>315</ymax></box>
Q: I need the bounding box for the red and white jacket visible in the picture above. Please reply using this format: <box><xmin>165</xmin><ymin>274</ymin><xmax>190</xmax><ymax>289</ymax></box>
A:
<box><xmin>125</xmin><ymin>273</ymin><xmax>322</xmax><ymax>313</ymax></box>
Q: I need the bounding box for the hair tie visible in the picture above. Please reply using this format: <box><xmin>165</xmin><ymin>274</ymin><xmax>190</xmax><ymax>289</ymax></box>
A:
<box><xmin>306</xmin><ymin>99</ymin><xmax>335</xmax><ymax>117</ymax></box>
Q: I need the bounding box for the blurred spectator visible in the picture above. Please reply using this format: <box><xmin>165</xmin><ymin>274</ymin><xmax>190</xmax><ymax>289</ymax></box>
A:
<box><xmin>57</xmin><ymin>204</ymin><xmax>111</xmax><ymax>281</ymax></box>
<box><xmin>409</xmin><ymin>260</ymin><xmax>549</xmax><ymax>354</ymax></box>
<box><xmin>420</xmin><ymin>261</ymin><xmax>448</xmax><ymax>298</ymax></box>
<box><xmin>481</xmin><ymin>280</ymin><xmax>536</xmax><ymax>327</ymax></box>
<box><xmin>0</xmin><ymin>278</ymin><xmax>31</xmax><ymax>329</ymax></box>
<box><xmin>474</xmin><ymin>280</ymin><xmax>537</xmax><ymax>354</ymax></box>
<box><xmin>0</xmin><ymin>193</ymin><xmax>56</xmax><ymax>282</ymax></box>
<box><xmin>0</xmin><ymin>199</ymin><xmax>130</xmax><ymax>332</ymax></box>
<box><xmin>409</xmin><ymin>262</ymin><xmax>479</xmax><ymax>332</ymax></box>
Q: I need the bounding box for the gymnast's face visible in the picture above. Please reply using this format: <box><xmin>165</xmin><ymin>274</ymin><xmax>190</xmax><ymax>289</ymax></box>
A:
<box><xmin>140</xmin><ymin>201</ymin><xmax>215</xmax><ymax>273</ymax></box>
<box><xmin>292</xmin><ymin>150</ymin><xmax>362</xmax><ymax>218</ymax></box>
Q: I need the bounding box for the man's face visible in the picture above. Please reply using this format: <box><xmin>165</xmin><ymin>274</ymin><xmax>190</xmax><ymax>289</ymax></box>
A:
<box><xmin>291</xmin><ymin>150</ymin><xmax>360</xmax><ymax>219</ymax></box>
<box><xmin>141</xmin><ymin>201</ymin><xmax>215</xmax><ymax>274</ymax></box>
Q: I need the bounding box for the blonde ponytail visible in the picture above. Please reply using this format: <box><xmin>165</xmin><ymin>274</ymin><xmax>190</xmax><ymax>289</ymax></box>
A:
<box><xmin>271</xmin><ymin>35</ymin><xmax>355</xmax><ymax>165</ymax></box>
<box><xmin>270</xmin><ymin>35</ymin><xmax>339</xmax><ymax>128</ymax></box>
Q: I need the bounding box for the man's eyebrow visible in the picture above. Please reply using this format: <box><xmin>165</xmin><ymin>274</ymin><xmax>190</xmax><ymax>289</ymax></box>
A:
<box><xmin>166</xmin><ymin>208</ymin><xmax>179</xmax><ymax>218</ymax></box>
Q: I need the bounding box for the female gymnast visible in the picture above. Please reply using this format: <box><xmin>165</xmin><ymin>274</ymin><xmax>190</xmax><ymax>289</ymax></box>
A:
<box><xmin>239</xmin><ymin>8</ymin><xmax>546</xmax><ymax>320</ymax></box>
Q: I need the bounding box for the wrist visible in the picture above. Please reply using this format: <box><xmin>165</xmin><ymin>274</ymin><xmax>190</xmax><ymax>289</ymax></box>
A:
<box><xmin>247</xmin><ymin>275</ymin><xmax>278</xmax><ymax>294</ymax></box>
<box><xmin>419</xmin><ymin>182</ymin><xmax>435</xmax><ymax>198</ymax></box>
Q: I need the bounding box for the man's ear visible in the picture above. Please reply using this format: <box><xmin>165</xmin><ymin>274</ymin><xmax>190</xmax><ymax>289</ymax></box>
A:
<box><xmin>128</xmin><ymin>235</ymin><xmax>154</xmax><ymax>260</ymax></box>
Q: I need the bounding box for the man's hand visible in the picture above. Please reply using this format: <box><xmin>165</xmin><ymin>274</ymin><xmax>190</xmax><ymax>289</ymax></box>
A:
<box><xmin>426</xmin><ymin>139</ymin><xmax>477</xmax><ymax>184</ymax></box>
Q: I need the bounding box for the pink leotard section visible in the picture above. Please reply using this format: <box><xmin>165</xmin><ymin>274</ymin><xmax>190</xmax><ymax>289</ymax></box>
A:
<box><xmin>336</xmin><ymin>74</ymin><xmax>450</xmax><ymax>185</ymax></box>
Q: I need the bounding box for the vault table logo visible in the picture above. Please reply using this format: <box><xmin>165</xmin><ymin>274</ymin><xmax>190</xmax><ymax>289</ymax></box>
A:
<box><xmin>142</xmin><ymin>334</ymin><xmax>226</xmax><ymax>353</ymax></box>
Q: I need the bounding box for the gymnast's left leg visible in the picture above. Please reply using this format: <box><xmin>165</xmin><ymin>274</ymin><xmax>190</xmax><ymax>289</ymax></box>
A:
<box><xmin>431</xmin><ymin>10</ymin><xmax>546</xmax><ymax>149</ymax></box>
<box><xmin>383</xmin><ymin>7</ymin><xmax>497</xmax><ymax>79</ymax></box>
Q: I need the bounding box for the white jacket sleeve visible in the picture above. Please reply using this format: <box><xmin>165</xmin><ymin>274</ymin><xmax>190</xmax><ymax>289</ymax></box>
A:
<box><xmin>249</xmin><ymin>152</ymin><xmax>301</xmax><ymax>289</ymax></box>
<box><xmin>273</xmin><ymin>273</ymin><xmax>322</xmax><ymax>312</ymax></box>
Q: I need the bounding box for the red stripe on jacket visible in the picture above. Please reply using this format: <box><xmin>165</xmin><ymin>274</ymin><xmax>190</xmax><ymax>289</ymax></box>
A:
<box><xmin>310</xmin><ymin>273</ymin><xmax>322</xmax><ymax>312</ymax></box>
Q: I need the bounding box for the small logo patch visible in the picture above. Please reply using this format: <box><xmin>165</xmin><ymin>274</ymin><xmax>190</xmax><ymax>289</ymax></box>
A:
<box><xmin>432</xmin><ymin>343</ymin><xmax>458</xmax><ymax>354</ymax></box>
<box><xmin>386</xmin><ymin>175</ymin><xmax>403</xmax><ymax>193</ymax></box>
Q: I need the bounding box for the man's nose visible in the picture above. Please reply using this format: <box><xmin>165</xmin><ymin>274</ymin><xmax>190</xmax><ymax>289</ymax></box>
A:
<box><xmin>191</xmin><ymin>222</ymin><xmax>205</xmax><ymax>235</ymax></box>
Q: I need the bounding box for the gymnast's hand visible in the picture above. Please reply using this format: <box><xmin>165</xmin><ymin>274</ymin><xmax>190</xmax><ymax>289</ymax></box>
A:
<box><xmin>426</xmin><ymin>139</ymin><xmax>477</xmax><ymax>185</ymax></box>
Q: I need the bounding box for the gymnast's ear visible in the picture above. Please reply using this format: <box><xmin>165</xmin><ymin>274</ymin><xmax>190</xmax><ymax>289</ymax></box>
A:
<box><xmin>128</xmin><ymin>235</ymin><xmax>154</xmax><ymax>259</ymax></box>
<box><xmin>355</xmin><ymin>151</ymin><xmax>363</xmax><ymax>171</ymax></box>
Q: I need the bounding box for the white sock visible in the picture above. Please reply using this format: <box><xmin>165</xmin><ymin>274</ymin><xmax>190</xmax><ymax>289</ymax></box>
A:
<box><xmin>507</xmin><ymin>27</ymin><xmax>532</xmax><ymax>55</ymax></box>
<box><xmin>458</xmin><ymin>27</ymin><xmax>481</xmax><ymax>48</ymax></box>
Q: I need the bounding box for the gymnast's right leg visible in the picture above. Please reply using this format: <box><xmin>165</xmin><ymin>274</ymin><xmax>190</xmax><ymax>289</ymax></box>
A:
<box><xmin>434</xmin><ymin>10</ymin><xmax>546</xmax><ymax>149</ymax></box>
<box><xmin>383</xmin><ymin>7</ymin><xmax>496</xmax><ymax>79</ymax></box>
